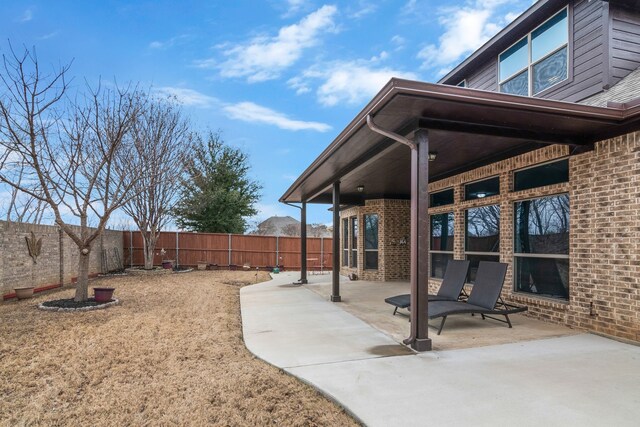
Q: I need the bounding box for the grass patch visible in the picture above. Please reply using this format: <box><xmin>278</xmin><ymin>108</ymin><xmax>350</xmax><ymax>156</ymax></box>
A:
<box><xmin>0</xmin><ymin>271</ymin><xmax>360</xmax><ymax>426</ymax></box>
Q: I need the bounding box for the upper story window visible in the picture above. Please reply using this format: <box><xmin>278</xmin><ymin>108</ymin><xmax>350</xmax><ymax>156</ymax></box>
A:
<box><xmin>499</xmin><ymin>8</ymin><xmax>568</xmax><ymax>96</ymax></box>
<box><xmin>514</xmin><ymin>159</ymin><xmax>569</xmax><ymax>192</ymax></box>
<box><xmin>464</xmin><ymin>176</ymin><xmax>500</xmax><ymax>201</ymax></box>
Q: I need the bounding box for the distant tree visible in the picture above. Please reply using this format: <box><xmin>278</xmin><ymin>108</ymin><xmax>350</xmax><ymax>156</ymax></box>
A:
<box><xmin>252</xmin><ymin>221</ymin><xmax>276</xmax><ymax>236</ymax></box>
<box><xmin>0</xmin><ymin>46</ymin><xmax>143</xmax><ymax>302</ymax></box>
<box><xmin>281</xmin><ymin>223</ymin><xmax>300</xmax><ymax>237</ymax></box>
<box><xmin>122</xmin><ymin>95</ymin><xmax>192</xmax><ymax>269</ymax></box>
<box><xmin>172</xmin><ymin>132</ymin><xmax>261</xmax><ymax>233</ymax></box>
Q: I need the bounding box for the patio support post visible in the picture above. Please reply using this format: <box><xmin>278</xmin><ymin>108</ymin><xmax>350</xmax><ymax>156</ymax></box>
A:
<box><xmin>404</xmin><ymin>129</ymin><xmax>432</xmax><ymax>352</ymax></box>
<box><xmin>331</xmin><ymin>181</ymin><xmax>341</xmax><ymax>302</ymax></box>
<box><xmin>300</xmin><ymin>201</ymin><xmax>308</xmax><ymax>284</ymax></box>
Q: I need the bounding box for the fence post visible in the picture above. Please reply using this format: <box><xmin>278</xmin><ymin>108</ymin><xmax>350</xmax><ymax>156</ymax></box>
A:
<box><xmin>320</xmin><ymin>237</ymin><xmax>324</xmax><ymax>273</ymax></box>
<box><xmin>59</xmin><ymin>227</ymin><xmax>64</xmax><ymax>286</ymax></box>
<box><xmin>175</xmin><ymin>231</ymin><xmax>179</xmax><ymax>267</ymax></box>
<box><xmin>228</xmin><ymin>233</ymin><xmax>232</xmax><ymax>267</ymax></box>
<box><xmin>276</xmin><ymin>236</ymin><xmax>279</xmax><ymax>267</ymax></box>
<box><xmin>129</xmin><ymin>230</ymin><xmax>133</xmax><ymax>268</ymax></box>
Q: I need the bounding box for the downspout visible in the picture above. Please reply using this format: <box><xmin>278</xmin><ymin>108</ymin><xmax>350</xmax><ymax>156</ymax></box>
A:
<box><xmin>283</xmin><ymin>201</ymin><xmax>307</xmax><ymax>285</ymax></box>
<box><xmin>366</xmin><ymin>114</ymin><xmax>419</xmax><ymax>346</ymax></box>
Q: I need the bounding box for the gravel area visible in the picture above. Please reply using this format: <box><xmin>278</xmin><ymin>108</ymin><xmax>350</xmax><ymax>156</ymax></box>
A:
<box><xmin>0</xmin><ymin>271</ymin><xmax>360</xmax><ymax>426</ymax></box>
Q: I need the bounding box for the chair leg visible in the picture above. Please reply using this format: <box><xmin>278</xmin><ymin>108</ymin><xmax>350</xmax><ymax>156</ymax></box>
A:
<box><xmin>505</xmin><ymin>314</ymin><xmax>512</xmax><ymax>328</ymax></box>
<box><xmin>437</xmin><ymin>316</ymin><xmax>447</xmax><ymax>335</ymax></box>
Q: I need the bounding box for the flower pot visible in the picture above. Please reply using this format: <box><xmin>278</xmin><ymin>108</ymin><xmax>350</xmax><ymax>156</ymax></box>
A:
<box><xmin>94</xmin><ymin>287</ymin><xmax>115</xmax><ymax>303</ymax></box>
<box><xmin>197</xmin><ymin>262</ymin><xmax>207</xmax><ymax>271</ymax></box>
<box><xmin>162</xmin><ymin>260</ymin><xmax>174</xmax><ymax>269</ymax></box>
<box><xmin>14</xmin><ymin>287</ymin><xmax>35</xmax><ymax>300</ymax></box>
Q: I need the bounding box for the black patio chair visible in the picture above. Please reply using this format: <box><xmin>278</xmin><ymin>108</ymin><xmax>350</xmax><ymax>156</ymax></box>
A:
<box><xmin>384</xmin><ymin>259</ymin><xmax>470</xmax><ymax>315</ymax></box>
<box><xmin>427</xmin><ymin>261</ymin><xmax>528</xmax><ymax>335</ymax></box>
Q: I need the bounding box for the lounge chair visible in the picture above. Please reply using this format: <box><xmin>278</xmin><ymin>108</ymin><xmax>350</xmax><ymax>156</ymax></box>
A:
<box><xmin>384</xmin><ymin>259</ymin><xmax>470</xmax><ymax>315</ymax></box>
<box><xmin>428</xmin><ymin>261</ymin><xmax>528</xmax><ymax>335</ymax></box>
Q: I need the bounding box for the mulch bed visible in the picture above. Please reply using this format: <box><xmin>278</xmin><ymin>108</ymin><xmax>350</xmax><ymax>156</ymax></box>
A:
<box><xmin>40</xmin><ymin>298</ymin><xmax>112</xmax><ymax>309</ymax></box>
<box><xmin>0</xmin><ymin>271</ymin><xmax>360</xmax><ymax>426</ymax></box>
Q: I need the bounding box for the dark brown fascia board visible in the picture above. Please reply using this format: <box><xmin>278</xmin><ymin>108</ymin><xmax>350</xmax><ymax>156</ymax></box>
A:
<box><xmin>279</xmin><ymin>78</ymin><xmax>639</xmax><ymax>203</ymax></box>
<box><xmin>438</xmin><ymin>0</ymin><xmax>568</xmax><ymax>86</ymax></box>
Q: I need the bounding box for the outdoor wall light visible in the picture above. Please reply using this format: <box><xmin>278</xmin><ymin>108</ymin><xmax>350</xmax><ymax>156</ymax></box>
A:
<box><xmin>428</xmin><ymin>152</ymin><xmax>438</xmax><ymax>161</ymax></box>
<box><xmin>357</xmin><ymin>185</ymin><xmax>365</xmax><ymax>193</ymax></box>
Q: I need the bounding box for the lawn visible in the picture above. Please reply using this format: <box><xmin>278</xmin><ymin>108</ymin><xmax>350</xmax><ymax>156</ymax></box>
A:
<box><xmin>0</xmin><ymin>271</ymin><xmax>360</xmax><ymax>426</ymax></box>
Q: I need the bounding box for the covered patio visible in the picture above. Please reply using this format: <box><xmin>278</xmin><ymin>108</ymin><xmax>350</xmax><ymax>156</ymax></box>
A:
<box><xmin>281</xmin><ymin>79</ymin><xmax>640</xmax><ymax>351</ymax></box>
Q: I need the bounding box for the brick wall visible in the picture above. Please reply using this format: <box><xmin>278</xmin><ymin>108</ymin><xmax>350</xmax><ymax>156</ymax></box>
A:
<box><xmin>341</xmin><ymin>132</ymin><xmax>640</xmax><ymax>343</ymax></box>
<box><xmin>0</xmin><ymin>221</ymin><xmax>123</xmax><ymax>298</ymax></box>
<box><xmin>339</xmin><ymin>199</ymin><xmax>410</xmax><ymax>281</ymax></box>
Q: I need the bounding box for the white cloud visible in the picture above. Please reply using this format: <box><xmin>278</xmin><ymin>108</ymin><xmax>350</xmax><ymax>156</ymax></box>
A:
<box><xmin>215</xmin><ymin>5</ymin><xmax>338</xmax><ymax>83</ymax></box>
<box><xmin>223</xmin><ymin>102</ymin><xmax>331</xmax><ymax>132</ymax></box>
<box><xmin>348</xmin><ymin>2</ymin><xmax>377</xmax><ymax>19</ymax></box>
<box><xmin>292</xmin><ymin>60</ymin><xmax>418</xmax><ymax>107</ymax></box>
<box><xmin>148</xmin><ymin>34</ymin><xmax>190</xmax><ymax>50</ymax></box>
<box><xmin>19</xmin><ymin>8</ymin><xmax>33</xmax><ymax>22</ymax></box>
<box><xmin>38</xmin><ymin>31</ymin><xmax>59</xmax><ymax>40</ymax></box>
<box><xmin>391</xmin><ymin>35</ymin><xmax>406</xmax><ymax>50</ymax></box>
<box><xmin>282</xmin><ymin>174</ymin><xmax>298</xmax><ymax>182</ymax></box>
<box><xmin>154</xmin><ymin>87</ymin><xmax>218</xmax><ymax>108</ymax></box>
<box><xmin>417</xmin><ymin>0</ymin><xmax>528</xmax><ymax>74</ymax></box>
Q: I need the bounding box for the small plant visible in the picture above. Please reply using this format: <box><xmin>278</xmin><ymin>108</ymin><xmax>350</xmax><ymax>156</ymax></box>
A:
<box><xmin>25</xmin><ymin>231</ymin><xmax>42</xmax><ymax>264</ymax></box>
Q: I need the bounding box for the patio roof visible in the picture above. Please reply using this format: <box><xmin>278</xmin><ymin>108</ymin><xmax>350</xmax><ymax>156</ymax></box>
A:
<box><xmin>280</xmin><ymin>78</ymin><xmax>640</xmax><ymax>205</ymax></box>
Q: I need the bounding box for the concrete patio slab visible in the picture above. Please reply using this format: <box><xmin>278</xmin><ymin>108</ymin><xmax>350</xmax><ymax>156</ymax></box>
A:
<box><xmin>241</xmin><ymin>272</ymin><xmax>640</xmax><ymax>426</ymax></box>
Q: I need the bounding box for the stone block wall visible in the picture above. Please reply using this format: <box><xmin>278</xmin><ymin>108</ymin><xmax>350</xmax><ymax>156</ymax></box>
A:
<box><xmin>0</xmin><ymin>221</ymin><xmax>123</xmax><ymax>299</ymax></box>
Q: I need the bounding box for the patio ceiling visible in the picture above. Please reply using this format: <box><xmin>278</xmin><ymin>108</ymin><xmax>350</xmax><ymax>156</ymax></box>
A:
<box><xmin>280</xmin><ymin>79</ymin><xmax>640</xmax><ymax>204</ymax></box>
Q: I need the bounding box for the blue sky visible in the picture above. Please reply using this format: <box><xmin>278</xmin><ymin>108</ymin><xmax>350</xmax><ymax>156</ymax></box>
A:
<box><xmin>2</xmin><ymin>0</ymin><xmax>533</xmax><ymax>228</ymax></box>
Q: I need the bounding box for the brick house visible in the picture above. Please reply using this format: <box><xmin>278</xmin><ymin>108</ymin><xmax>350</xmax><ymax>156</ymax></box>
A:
<box><xmin>280</xmin><ymin>0</ymin><xmax>640</xmax><ymax>350</ymax></box>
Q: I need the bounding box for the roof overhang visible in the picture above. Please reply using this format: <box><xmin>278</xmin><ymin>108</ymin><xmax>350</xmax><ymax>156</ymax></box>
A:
<box><xmin>280</xmin><ymin>78</ymin><xmax>640</xmax><ymax>204</ymax></box>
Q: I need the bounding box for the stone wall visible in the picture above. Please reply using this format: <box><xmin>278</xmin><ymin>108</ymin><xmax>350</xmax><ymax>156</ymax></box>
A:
<box><xmin>0</xmin><ymin>221</ymin><xmax>123</xmax><ymax>299</ymax></box>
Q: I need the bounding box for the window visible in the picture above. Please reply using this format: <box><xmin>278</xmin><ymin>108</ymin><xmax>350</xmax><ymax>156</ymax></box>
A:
<box><xmin>350</xmin><ymin>217</ymin><xmax>358</xmax><ymax>268</ymax></box>
<box><xmin>465</xmin><ymin>205</ymin><xmax>500</xmax><ymax>282</ymax></box>
<box><xmin>430</xmin><ymin>212</ymin><xmax>454</xmax><ymax>278</ymax></box>
<box><xmin>514</xmin><ymin>194</ymin><xmax>569</xmax><ymax>300</ymax></box>
<box><xmin>514</xmin><ymin>159</ymin><xmax>569</xmax><ymax>192</ymax></box>
<box><xmin>457</xmin><ymin>80</ymin><xmax>466</xmax><ymax>87</ymax></box>
<box><xmin>364</xmin><ymin>214</ymin><xmax>379</xmax><ymax>270</ymax></box>
<box><xmin>465</xmin><ymin>177</ymin><xmax>500</xmax><ymax>201</ymax></box>
<box><xmin>342</xmin><ymin>218</ymin><xmax>348</xmax><ymax>266</ymax></box>
<box><xmin>430</xmin><ymin>188</ymin><xmax>454</xmax><ymax>207</ymax></box>
<box><xmin>499</xmin><ymin>8</ymin><xmax>568</xmax><ymax>96</ymax></box>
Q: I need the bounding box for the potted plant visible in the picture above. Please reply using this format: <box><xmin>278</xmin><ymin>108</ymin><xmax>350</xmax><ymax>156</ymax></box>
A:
<box><xmin>14</xmin><ymin>286</ymin><xmax>35</xmax><ymax>300</ymax></box>
<box><xmin>94</xmin><ymin>287</ymin><xmax>115</xmax><ymax>303</ymax></box>
<box><xmin>159</xmin><ymin>248</ymin><xmax>173</xmax><ymax>269</ymax></box>
<box><xmin>197</xmin><ymin>261</ymin><xmax>208</xmax><ymax>270</ymax></box>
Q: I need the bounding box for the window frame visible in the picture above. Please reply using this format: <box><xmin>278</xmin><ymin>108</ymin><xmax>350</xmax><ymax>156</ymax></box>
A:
<box><xmin>363</xmin><ymin>213</ymin><xmax>379</xmax><ymax>270</ymax></box>
<box><xmin>513</xmin><ymin>158</ymin><xmax>569</xmax><ymax>192</ymax></box>
<box><xmin>350</xmin><ymin>216</ymin><xmax>358</xmax><ymax>269</ymax></box>
<box><xmin>513</xmin><ymin>193</ymin><xmax>570</xmax><ymax>300</ymax></box>
<box><xmin>464</xmin><ymin>176</ymin><xmax>500</xmax><ymax>201</ymax></box>
<box><xmin>430</xmin><ymin>212</ymin><xmax>455</xmax><ymax>279</ymax></box>
<box><xmin>342</xmin><ymin>218</ymin><xmax>349</xmax><ymax>267</ymax></box>
<box><xmin>498</xmin><ymin>6</ymin><xmax>570</xmax><ymax>97</ymax></box>
<box><xmin>464</xmin><ymin>204</ymin><xmax>501</xmax><ymax>283</ymax></box>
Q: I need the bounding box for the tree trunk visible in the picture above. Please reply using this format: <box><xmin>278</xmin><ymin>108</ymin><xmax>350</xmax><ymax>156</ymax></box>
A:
<box><xmin>144</xmin><ymin>242</ymin><xmax>154</xmax><ymax>270</ymax></box>
<box><xmin>74</xmin><ymin>247</ymin><xmax>91</xmax><ymax>302</ymax></box>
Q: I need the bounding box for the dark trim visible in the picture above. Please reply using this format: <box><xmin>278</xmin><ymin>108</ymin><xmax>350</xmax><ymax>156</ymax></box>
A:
<box><xmin>602</xmin><ymin>0</ymin><xmax>613</xmax><ymax>90</ymax></box>
<box><xmin>331</xmin><ymin>182</ymin><xmax>341</xmax><ymax>302</ymax></box>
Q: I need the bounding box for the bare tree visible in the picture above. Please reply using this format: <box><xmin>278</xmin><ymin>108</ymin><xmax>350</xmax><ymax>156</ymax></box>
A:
<box><xmin>2</xmin><ymin>159</ymin><xmax>48</xmax><ymax>223</ymax></box>
<box><xmin>122</xmin><ymin>95</ymin><xmax>192</xmax><ymax>270</ymax></box>
<box><xmin>0</xmin><ymin>46</ymin><xmax>143</xmax><ymax>301</ymax></box>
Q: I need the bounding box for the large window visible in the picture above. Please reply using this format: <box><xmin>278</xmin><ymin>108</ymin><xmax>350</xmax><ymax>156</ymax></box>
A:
<box><xmin>514</xmin><ymin>194</ymin><xmax>569</xmax><ymax>300</ymax></box>
<box><xmin>499</xmin><ymin>8</ymin><xmax>568</xmax><ymax>96</ymax></box>
<box><xmin>430</xmin><ymin>212</ymin><xmax>454</xmax><ymax>278</ymax></box>
<box><xmin>465</xmin><ymin>205</ymin><xmax>500</xmax><ymax>282</ymax></box>
<box><xmin>350</xmin><ymin>217</ymin><xmax>358</xmax><ymax>268</ymax></box>
<box><xmin>342</xmin><ymin>218</ymin><xmax>348</xmax><ymax>267</ymax></box>
<box><xmin>364</xmin><ymin>214</ymin><xmax>379</xmax><ymax>270</ymax></box>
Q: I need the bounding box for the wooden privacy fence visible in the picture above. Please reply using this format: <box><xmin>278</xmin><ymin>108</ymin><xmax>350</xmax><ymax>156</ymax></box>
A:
<box><xmin>123</xmin><ymin>231</ymin><xmax>333</xmax><ymax>271</ymax></box>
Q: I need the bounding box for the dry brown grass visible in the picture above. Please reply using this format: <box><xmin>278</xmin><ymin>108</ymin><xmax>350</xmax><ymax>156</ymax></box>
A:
<box><xmin>0</xmin><ymin>271</ymin><xmax>360</xmax><ymax>426</ymax></box>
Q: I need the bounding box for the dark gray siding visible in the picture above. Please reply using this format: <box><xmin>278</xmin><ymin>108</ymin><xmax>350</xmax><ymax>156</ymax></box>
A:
<box><xmin>610</xmin><ymin>4</ymin><xmax>640</xmax><ymax>86</ymax></box>
<box><xmin>542</xmin><ymin>0</ymin><xmax>605</xmax><ymax>102</ymax></box>
<box><xmin>461</xmin><ymin>0</ymin><xmax>608</xmax><ymax>102</ymax></box>
<box><xmin>466</xmin><ymin>60</ymin><xmax>497</xmax><ymax>91</ymax></box>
